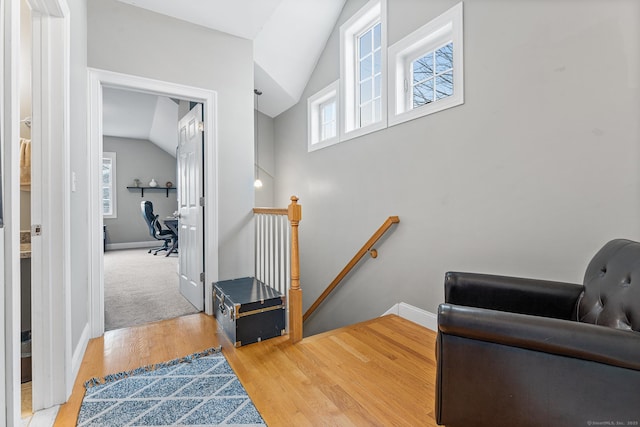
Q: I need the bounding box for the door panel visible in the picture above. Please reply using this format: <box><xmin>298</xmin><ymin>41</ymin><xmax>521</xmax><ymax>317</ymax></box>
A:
<box><xmin>177</xmin><ymin>104</ymin><xmax>204</xmax><ymax>311</ymax></box>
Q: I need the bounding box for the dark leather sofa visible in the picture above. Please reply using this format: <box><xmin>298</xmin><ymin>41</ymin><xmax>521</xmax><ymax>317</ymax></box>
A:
<box><xmin>436</xmin><ymin>239</ymin><xmax>640</xmax><ymax>426</ymax></box>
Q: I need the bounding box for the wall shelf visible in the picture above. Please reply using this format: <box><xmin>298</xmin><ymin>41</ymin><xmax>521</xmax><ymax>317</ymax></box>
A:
<box><xmin>126</xmin><ymin>186</ymin><xmax>176</xmax><ymax>198</ymax></box>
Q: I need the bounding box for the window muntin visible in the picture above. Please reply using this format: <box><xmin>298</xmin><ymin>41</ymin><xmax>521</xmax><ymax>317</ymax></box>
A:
<box><xmin>308</xmin><ymin>80</ymin><xmax>339</xmax><ymax>152</ymax></box>
<box><xmin>320</xmin><ymin>99</ymin><xmax>337</xmax><ymax>141</ymax></box>
<box><xmin>411</xmin><ymin>42</ymin><xmax>454</xmax><ymax>109</ymax></box>
<box><xmin>102</xmin><ymin>152</ymin><xmax>117</xmax><ymax>218</ymax></box>
<box><xmin>340</xmin><ymin>0</ymin><xmax>386</xmax><ymax>141</ymax></box>
<box><xmin>387</xmin><ymin>2</ymin><xmax>463</xmax><ymax>127</ymax></box>
<box><xmin>357</xmin><ymin>22</ymin><xmax>382</xmax><ymax>127</ymax></box>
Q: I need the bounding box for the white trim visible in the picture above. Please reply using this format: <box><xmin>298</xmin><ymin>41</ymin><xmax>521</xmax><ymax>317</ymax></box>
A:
<box><xmin>388</xmin><ymin>2</ymin><xmax>464</xmax><ymax>127</ymax></box>
<box><xmin>88</xmin><ymin>69</ymin><xmax>219</xmax><ymax>338</ymax></box>
<box><xmin>105</xmin><ymin>241</ymin><xmax>164</xmax><ymax>251</ymax></box>
<box><xmin>340</xmin><ymin>0</ymin><xmax>387</xmax><ymax>142</ymax></box>
<box><xmin>70</xmin><ymin>322</ymin><xmax>90</xmax><ymax>386</ymax></box>
<box><xmin>383</xmin><ymin>302</ymin><xmax>437</xmax><ymax>331</ymax></box>
<box><xmin>28</xmin><ymin>405</ymin><xmax>59</xmax><ymax>427</ymax></box>
<box><xmin>307</xmin><ymin>80</ymin><xmax>339</xmax><ymax>152</ymax></box>
<box><xmin>2</xmin><ymin>0</ymin><xmax>22</xmax><ymax>423</ymax></box>
<box><xmin>28</xmin><ymin>0</ymin><xmax>73</xmax><ymax>411</ymax></box>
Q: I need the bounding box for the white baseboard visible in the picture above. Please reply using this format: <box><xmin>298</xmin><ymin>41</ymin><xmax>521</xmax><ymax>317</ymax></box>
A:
<box><xmin>71</xmin><ymin>322</ymin><xmax>90</xmax><ymax>385</ymax></box>
<box><xmin>106</xmin><ymin>241</ymin><xmax>159</xmax><ymax>251</ymax></box>
<box><xmin>27</xmin><ymin>405</ymin><xmax>59</xmax><ymax>427</ymax></box>
<box><xmin>383</xmin><ymin>302</ymin><xmax>437</xmax><ymax>331</ymax></box>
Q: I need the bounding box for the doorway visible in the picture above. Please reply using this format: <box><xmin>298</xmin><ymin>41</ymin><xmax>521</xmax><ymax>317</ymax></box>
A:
<box><xmin>88</xmin><ymin>69</ymin><xmax>218</xmax><ymax>338</ymax></box>
<box><xmin>100</xmin><ymin>88</ymin><xmax>201</xmax><ymax>331</ymax></box>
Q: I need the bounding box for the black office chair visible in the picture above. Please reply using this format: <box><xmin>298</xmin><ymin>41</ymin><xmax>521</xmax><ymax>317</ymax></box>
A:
<box><xmin>140</xmin><ymin>200</ymin><xmax>176</xmax><ymax>255</ymax></box>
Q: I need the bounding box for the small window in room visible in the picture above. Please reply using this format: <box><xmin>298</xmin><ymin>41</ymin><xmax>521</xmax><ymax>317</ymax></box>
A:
<box><xmin>411</xmin><ymin>42</ymin><xmax>454</xmax><ymax>108</ymax></box>
<box><xmin>308</xmin><ymin>80</ymin><xmax>339</xmax><ymax>152</ymax></box>
<box><xmin>320</xmin><ymin>99</ymin><xmax>337</xmax><ymax>141</ymax></box>
<box><xmin>102</xmin><ymin>152</ymin><xmax>117</xmax><ymax>218</ymax></box>
<box><xmin>340</xmin><ymin>0</ymin><xmax>387</xmax><ymax>141</ymax></box>
<box><xmin>388</xmin><ymin>2</ymin><xmax>463</xmax><ymax>127</ymax></box>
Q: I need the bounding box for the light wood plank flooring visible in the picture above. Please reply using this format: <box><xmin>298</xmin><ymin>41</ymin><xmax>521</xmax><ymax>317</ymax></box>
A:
<box><xmin>55</xmin><ymin>313</ymin><xmax>438</xmax><ymax>426</ymax></box>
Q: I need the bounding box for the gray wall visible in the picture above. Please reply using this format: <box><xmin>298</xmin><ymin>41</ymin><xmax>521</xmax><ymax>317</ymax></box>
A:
<box><xmin>103</xmin><ymin>136</ymin><xmax>178</xmax><ymax>245</ymax></box>
<box><xmin>69</xmin><ymin>0</ymin><xmax>89</xmax><ymax>360</ymax></box>
<box><xmin>88</xmin><ymin>0</ymin><xmax>255</xmax><ymax>281</ymax></box>
<box><xmin>274</xmin><ymin>0</ymin><xmax>640</xmax><ymax>335</ymax></box>
<box><xmin>255</xmin><ymin>110</ymin><xmax>275</xmax><ymax>207</ymax></box>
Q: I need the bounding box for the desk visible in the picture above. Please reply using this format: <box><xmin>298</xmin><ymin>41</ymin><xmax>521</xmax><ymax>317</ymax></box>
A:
<box><xmin>163</xmin><ymin>219</ymin><xmax>179</xmax><ymax>257</ymax></box>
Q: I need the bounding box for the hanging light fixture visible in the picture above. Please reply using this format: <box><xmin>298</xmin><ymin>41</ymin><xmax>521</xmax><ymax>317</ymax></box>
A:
<box><xmin>254</xmin><ymin>89</ymin><xmax>263</xmax><ymax>189</ymax></box>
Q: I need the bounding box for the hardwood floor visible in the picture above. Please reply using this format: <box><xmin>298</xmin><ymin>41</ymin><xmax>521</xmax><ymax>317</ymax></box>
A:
<box><xmin>55</xmin><ymin>313</ymin><xmax>439</xmax><ymax>426</ymax></box>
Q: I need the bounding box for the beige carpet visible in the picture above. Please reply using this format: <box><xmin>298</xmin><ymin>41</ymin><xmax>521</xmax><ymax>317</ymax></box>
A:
<box><xmin>104</xmin><ymin>248</ymin><xmax>199</xmax><ymax>331</ymax></box>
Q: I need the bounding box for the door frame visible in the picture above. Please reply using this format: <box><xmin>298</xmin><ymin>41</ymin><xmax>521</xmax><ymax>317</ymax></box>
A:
<box><xmin>28</xmin><ymin>0</ymin><xmax>72</xmax><ymax>411</ymax></box>
<box><xmin>87</xmin><ymin>68</ymin><xmax>218</xmax><ymax>337</ymax></box>
<box><xmin>3</xmin><ymin>0</ymin><xmax>71</xmax><ymax>420</ymax></box>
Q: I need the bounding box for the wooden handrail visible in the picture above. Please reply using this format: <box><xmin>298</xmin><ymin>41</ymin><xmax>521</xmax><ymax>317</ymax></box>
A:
<box><xmin>253</xmin><ymin>207</ymin><xmax>288</xmax><ymax>215</ymax></box>
<box><xmin>303</xmin><ymin>216</ymin><xmax>399</xmax><ymax>322</ymax></box>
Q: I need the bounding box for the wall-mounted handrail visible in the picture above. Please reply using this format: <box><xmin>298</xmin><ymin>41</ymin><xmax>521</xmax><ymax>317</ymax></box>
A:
<box><xmin>303</xmin><ymin>216</ymin><xmax>399</xmax><ymax>322</ymax></box>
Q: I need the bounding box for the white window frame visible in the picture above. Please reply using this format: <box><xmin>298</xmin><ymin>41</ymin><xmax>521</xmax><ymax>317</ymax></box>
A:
<box><xmin>308</xmin><ymin>80</ymin><xmax>340</xmax><ymax>152</ymax></box>
<box><xmin>340</xmin><ymin>0</ymin><xmax>387</xmax><ymax>141</ymax></box>
<box><xmin>102</xmin><ymin>152</ymin><xmax>117</xmax><ymax>219</ymax></box>
<box><xmin>388</xmin><ymin>2</ymin><xmax>464</xmax><ymax>127</ymax></box>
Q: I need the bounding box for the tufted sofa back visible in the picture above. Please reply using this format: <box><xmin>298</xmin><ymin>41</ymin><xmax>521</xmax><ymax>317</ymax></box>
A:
<box><xmin>579</xmin><ymin>239</ymin><xmax>640</xmax><ymax>332</ymax></box>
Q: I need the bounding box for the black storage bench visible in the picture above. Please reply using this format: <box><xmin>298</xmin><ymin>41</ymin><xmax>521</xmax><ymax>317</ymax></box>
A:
<box><xmin>214</xmin><ymin>277</ymin><xmax>286</xmax><ymax>347</ymax></box>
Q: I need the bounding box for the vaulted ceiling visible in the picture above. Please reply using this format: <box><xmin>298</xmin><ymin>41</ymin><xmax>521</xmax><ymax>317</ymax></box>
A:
<box><xmin>116</xmin><ymin>0</ymin><xmax>346</xmax><ymax>118</ymax></box>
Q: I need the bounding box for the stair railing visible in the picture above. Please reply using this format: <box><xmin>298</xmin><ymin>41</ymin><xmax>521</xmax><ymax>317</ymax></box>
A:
<box><xmin>253</xmin><ymin>196</ymin><xmax>303</xmax><ymax>343</ymax></box>
<box><xmin>303</xmin><ymin>216</ymin><xmax>399</xmax><ymax>322</ymax></box>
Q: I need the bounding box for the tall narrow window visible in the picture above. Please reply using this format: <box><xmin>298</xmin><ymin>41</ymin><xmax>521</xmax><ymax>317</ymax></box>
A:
<box><xmin>340</xmin><ymin>0</ymin><xmax>387</xmax><ymax>141</ymax></box>
<box><xmin>102</xmin><ymin>152</ymin><xmax>117</xmax><ymax>218</ymax></box>
<box><xmin>358</xmin><ymin>22</ymin><xmax>382</xmax><ymax>127</ymax></box>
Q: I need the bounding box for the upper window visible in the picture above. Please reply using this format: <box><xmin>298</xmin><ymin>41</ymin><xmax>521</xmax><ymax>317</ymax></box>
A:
<box><xmin>411</xmin><ymin>42</ymin><xmax>454</xmax><ymax>108</ymax></box>
<box><xmin>340</xmin><ymin>0</ymin><xmax>387</xmax><ymax>141</ymax></box>
<box><xmin>357</xmin><ymin>22</ymin><xmax>382</xmax><ymax>127</ymax></box>
<box><xmin>388</xmin><ymin>2</ymin><xmax>463</xmax><ymax>127</ymax></box>
<box><xmin>308</xmin><ymin>80</ymin><xmax>339</xmax><ymax>152</ymax></box>
<box><xmin>320</xmin><ymin>98</ymin><xmax>337</xmax><ymax>141</ymax></box>
<box><xmin>102</xmin><ymin>152</ymin><xmax>117</xmax><ymax>218</ymax></box>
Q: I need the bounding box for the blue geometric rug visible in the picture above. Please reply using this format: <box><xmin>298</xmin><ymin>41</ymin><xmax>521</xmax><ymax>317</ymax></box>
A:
<box><xmin>76</xmin><ymin>347</ymin><xmax>266</xmax><ymax>426</ymax></box>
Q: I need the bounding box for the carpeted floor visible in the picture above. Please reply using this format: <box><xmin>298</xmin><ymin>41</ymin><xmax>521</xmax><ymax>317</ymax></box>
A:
<box><xmin>104</xmin><ymin>248</ymin><xmax>199</xmax><ymax>331</ymax></box>
<box><xmin>77</xmin><ymin>348</ymin><xmax>265</xmax><ymax>426</ymax></box>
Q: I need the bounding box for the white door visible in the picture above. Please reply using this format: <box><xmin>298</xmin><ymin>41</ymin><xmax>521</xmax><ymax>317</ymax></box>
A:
<box><xmin>177</xmin><ymin>104</ymin><xmax>204</xmax><ymax>311</ymax></box>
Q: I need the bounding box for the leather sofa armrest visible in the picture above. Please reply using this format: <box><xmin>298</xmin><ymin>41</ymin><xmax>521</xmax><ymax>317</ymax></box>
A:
<box><xmin>438</xmin><ymin>303</ymin><xmax>640</xmax><ymax>371</ymax></box>
<box><xmin>445</xmin><ymin>271</ymin><xmax>584</xmax><ymax>319</ymax></box>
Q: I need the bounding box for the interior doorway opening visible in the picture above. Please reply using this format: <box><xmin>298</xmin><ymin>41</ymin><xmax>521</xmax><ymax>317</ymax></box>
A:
<box><xmin>88</xmin><ymin>69</ymin><xmax>218</xmax><ymax>339</ymax></box>
<box><xmin>100</xmin><ymin>89</ymin><xmax>203</xmax><ymax>331</ymax></box>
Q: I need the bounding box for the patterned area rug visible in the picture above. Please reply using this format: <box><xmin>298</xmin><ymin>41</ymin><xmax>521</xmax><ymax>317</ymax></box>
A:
<box><xmin>77</xmin><ymin>347</ymin><xmax>265</xmax><ymax>426</ymax></box>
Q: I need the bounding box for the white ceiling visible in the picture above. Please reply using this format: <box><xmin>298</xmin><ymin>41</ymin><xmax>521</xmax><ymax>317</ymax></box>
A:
<box><xmin>102</xmin><ymin>87</ymin><xmax>180</xmax><ymax>157</ymax></box>
<box><xmin>116</xmin><ymin>0</ymin><xmax>346</xmax><ymax>118</ymax></box>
